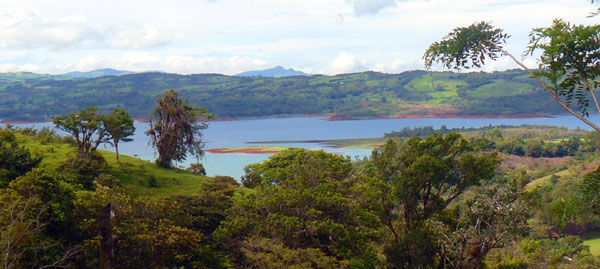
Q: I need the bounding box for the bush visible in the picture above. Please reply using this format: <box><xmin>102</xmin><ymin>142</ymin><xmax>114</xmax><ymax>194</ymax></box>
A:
<box><xmin>186</xmin><ymin>163</ymin><xmax>207</xmax><ymax>176</ymax></box>
<box><xmin>0</xmin><ymin>140</ymin><xmax>41</xmax><ymax>187</ymax></box>
<box><xmin>59</xmin><ymin>153</ymin><xmax>106</xmax><ymax>190</ymax></box>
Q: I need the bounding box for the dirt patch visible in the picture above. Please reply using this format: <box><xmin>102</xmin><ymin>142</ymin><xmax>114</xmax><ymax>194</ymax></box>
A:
<box><xmin>499</xmin><ymin>153</ymin><xmax>571</xmax><ymax>172</ymax></box>
<box><xmin>401</xmin><ymin>104</ymin><xmax>461</xmax><ymax>115</ymax></box>
<box><xmin>206</xmin><ymin>148</ymin><xmax>281</xmax><ymax>154</ymax></box>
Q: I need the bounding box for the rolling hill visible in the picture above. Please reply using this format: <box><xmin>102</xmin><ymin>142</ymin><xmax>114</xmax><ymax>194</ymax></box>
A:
<box><xmin>0</xmin><ymin>69</ymin><xmax>566</xmax><ymax>121</ymax></box>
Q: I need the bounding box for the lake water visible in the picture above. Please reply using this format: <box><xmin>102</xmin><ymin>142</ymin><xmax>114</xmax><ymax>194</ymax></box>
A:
<box><xmin>2</xmin><ymin>114</ymin><xmax>597</xmax><ymax>180</ymax></box>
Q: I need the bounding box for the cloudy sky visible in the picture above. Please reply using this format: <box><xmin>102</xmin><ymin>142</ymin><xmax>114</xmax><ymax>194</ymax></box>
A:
<box><xmin>0</xmin><ymin>0</ymin><xmax>597</xmax><ymax>75</ymax></box>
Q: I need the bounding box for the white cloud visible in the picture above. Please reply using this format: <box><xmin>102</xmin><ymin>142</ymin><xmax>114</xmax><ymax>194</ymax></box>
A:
<box><xmin>326</xmin><ymin>52</ymin><xmax>360</xmax><ymax>74</ymax></box>
<box><xmin>109</xmin><ymin>24</ymin><xmax>174</xmax><ymax>49</ymax></box>
<box><xmin>374</xmin><ymin>59</ymin><xmax>405</xmax><ymax>73</ymax></box>
<box><xmin>0</xmin><ymin>10</ymin><xmax>174</xmax><ymax>51</ymax></box>
<box><xmin>94</xmin><ymin>52</ymin><xmax>269</xmax><ymax>74</ymax></box>
<box><xmin>348</xmin><ymin>0</ymin><xmax>397</xmax><ymax>16</ymax></box>
<box><xmin>0</xmin><ymin>10</ymin><xmax>103</xmax><ymax>50</ymax></box>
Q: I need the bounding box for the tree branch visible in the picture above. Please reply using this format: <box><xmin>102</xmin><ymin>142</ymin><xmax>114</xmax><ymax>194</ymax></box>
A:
<box><xmin>492</xmin><ymin>43</ymin><xmax>600</xmax><ymax>132</ymax></box>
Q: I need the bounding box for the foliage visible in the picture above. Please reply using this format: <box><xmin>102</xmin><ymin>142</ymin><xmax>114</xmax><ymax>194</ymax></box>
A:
<box><xmin>52</xmin><ymin>107</ymin><xmax>110</xmax><ymax>156</ymax></box>
<box><xmin>239</xmin><ymin>237</ymin><xmax>344</xmax><ymax>268</ymax></box>
<box><xmin>58</xmin><ymin>152</ymin><xmax>107</xmax><ymax>190</ymax></box>
<box><xmin>371</xmin><ymin>133</ymin><xmax>499</xmax><ymax>233</ymax></box>
<box><xmin>217</xmin><ymin>148</ymin><xmax>382</xmax><ymax>267</ymax></box>
<box><xmin>423</xmin><ymin>21</ymin><xmax>510</xmax><ymax>70</ymax></box>
<box><xmin>174</xmin><ymin>176</ymin><xmax>238</xmax><ymax>235</ymax></box>
<box><xmin>0</xmin><ymin>171</ymin><xmax>78</xmax><ymax>268</ymax></box>
<box><xmin>73</xmin><ymin>185</ymin><xmax>220</xmax><ymax>268</ymax></box>
<box><xmin>579</xmin><ymin>166</ymin><xmax>600</xmax><ymax>215</ymax></box>
<box><xmin>438</xmin><ymin>181</ymin><xmax>529</xmax><ymax>268</ymax></box>
<box><xmin>103</xmin><ymin>108</ymin><xmax>135</xmax><ymax>162</ymax></box>
<box><xmin>383</xmin><ymin>224</ymin><xmax>441</xmax><ymax>268</ymax></box>
<box><xmin>8</xmin><ymin>168</ymin><xmax>77</xmax><ymax>238</ymax></box>
<box><xmin>146</xmin><ymin>89</ymin><xmax>213</xmax><ymax>168</ymax></box>
<box><xmin>52</xmin><ymin>107</ymin><xmax>135</xmax><ymax>158</ymax></box>
<box><xmin>526</xmin><ymin>19</ymin><xmax>600</xmax><ymax>117</ymax></box>
<box><xmin>0</xmin><ymin>129</ymin><xmax>41</xmax><ymax>187</ymax></box>
<box><xmin>424</xmin><ymin>17</ymin><xmax>600</xmax><ymax>131</ymax></box>
<box><xmin>186</xmin><ymin>162</ymin><xmax>207</xmax><ymax>176</ymax></box>
<box><xmin>0</xmin><ymin>69</ymin><xmax>568</xmax><ymax>121</ymax></box>
<box><xmin>485</xmin><ymin>236</ymin><xmax>600</xmax><ymax>268</ymax></box>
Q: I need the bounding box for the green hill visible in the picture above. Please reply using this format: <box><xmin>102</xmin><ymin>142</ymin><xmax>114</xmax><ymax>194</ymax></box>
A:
<box><xmin>15</xmin><ymin>130</ymin><xmax>210</xmax><ymax>196</ymax></box>
<box><xmin>0</xmin><ymin>69</ymin><xmax>565</xmax><ymax>121</ymax></box>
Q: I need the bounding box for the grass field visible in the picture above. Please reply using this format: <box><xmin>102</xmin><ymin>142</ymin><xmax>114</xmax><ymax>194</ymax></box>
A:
<box><xmin>584</xmin><ymin>238</ymin><xmax>600</xmax><ymax>256</ymax></box>
<box><xmin>16</xmin><ymin>133</ymin><xmax>209</xmax><ymax>196</ymax></box>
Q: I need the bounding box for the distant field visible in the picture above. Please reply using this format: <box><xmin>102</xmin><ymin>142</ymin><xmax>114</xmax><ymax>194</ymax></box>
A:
<box><xmin>0</xmin><ymin>69</ymin><xmax>566</xmax><ymax>121</ymax></box>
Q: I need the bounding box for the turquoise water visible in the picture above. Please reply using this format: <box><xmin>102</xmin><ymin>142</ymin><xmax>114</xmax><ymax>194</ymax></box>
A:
<box><xmin>2</xmin><ymin>115</ymin><xmax>596</xmax><ymax>180</ymax></box>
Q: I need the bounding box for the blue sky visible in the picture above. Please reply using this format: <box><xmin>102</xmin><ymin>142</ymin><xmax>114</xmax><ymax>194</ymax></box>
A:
<box><xmin>0</xmin><ymin>0</ymin><xmax>597</xmax><ymax>75</ymax></box>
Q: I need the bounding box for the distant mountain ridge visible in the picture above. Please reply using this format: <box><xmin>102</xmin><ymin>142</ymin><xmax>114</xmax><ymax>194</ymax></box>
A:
<box><xmin>63</xmin><ymin>68</ymin><xmax>133</xmax><ymax>79</ymax></box>
<box><xmin>236</xmin><ymin>66</ymin><xmax>310</xmax><ymax>77</ymax></box>
<box><xmin>0</xmin><ymin>69</ymin><xmax>566</xmax><ymax>121</ymax></box>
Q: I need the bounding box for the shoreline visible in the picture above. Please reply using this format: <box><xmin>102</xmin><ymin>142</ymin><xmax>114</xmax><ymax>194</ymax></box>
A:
<box><xmin>206</xmin><ymin>148</ymin><xmax>281</xmax><ymax>154</ymax></box>
<box><xmin>327</xmin><ymin>114</ymin><xmax>554</xmax><ymax>121</ymax></box>
<box><xmin>1</xmin><ymin>113</ymin><xmax>556</xmax><ymax>124</ymax></box>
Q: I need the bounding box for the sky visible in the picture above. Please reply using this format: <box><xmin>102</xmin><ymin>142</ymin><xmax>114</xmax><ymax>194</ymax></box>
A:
<box><xmin>0</xmin><ymin>0</ymin><xmax>597</xmax><ymax>75</ymax></box>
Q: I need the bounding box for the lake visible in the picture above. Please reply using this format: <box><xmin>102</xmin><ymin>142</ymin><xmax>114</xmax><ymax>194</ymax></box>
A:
<box><xmin>2</xmin><ymin>114</ymin><xmax>597</xmax><ymax>180</ymax></box>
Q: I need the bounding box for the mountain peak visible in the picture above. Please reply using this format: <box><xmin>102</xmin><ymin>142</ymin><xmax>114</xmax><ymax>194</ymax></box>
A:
<box><xmin>63</xmin><ymin>68</ymin><xmax>133</xmax><ymax>79</ymax></box>
<box><xmin>236</xmin><ymin>66</ymin><xmax>310</xmax><ymax>77</ymax></box>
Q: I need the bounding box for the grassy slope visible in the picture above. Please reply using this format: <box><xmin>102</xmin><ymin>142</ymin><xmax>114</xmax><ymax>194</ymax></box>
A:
<box><xmin>17</xmin><ymin>133</ymin><xmax>209</xmax><ymax>196</ymax></box>
<box><xmin>584</xmin><ymin>238</ymin><xmax>600</xmax><ymax>256</ymax></box>
<box><xmin>0</xmin><ymin>69</ymin><xmax>567</xmax><ymax>121</ymax></box>
<box><xmin>525</xmin><ymin>169</ymin><xmax>572</xmax><ymax>192</ymax></box>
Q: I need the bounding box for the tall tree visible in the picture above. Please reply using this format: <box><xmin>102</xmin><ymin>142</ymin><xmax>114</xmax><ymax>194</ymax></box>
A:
<box><xmin>146</xmin><ymin>90</ymin><xmax>212</xmax><ymax>168</ymax></box>
<box><xmin>103</xmin><ymin>109</ymin><xmax>135</xmax><ymax>163</ymax></box>
<box><xmin>217</xmin><ymin>148</ymin><xmax>382</xmax><ymax>267</ymax></box>
<box><xmin>371</xmin><ymin>133</ymin><xmax>499</xmax><ymax>233</ymax></box>
<box><xmin>52</xmin><ymin>107</ymin><xmax>110</xmax><ymax>156</ymax></box>
<box><xmin>423</xmin><ymin>18</ymin><xmax>600</xmax><ymax>131</ymax></box>
<box><xmin>367</xmin><ymin>133</ymin><xmax>498</xmax><ymax>267</ymax></box>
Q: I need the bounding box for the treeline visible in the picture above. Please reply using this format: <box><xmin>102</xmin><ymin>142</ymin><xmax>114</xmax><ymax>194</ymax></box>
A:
<box><xmin>0</xmin><ymin>69</ymin><xmax>567</xmax><ymax>121</ymax></box>
<box><xmin>386</xmin><ymin>125</ymin><xmax>600</xmax><ymax>158</ymax></box>
<box><xmin>384</xmin><ymin>124</ymin><xmax>537</xmax><ymax>138</ymax></box>
<box><xmin>2</xmin><ymin>126</ymin><xmax>600</xmax><ymax>268</ymax></box>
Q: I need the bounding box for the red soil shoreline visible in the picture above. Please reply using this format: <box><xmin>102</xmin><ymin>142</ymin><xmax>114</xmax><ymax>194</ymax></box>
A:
<box><xmin>327</xmin><ymin>114</ymin><xmax>554</xmax><ymax>121</ymax></box>
<box><xmin>1</xmin><ymin>114</ymin><xmax>554</xmax><ymax>124</ymax></box>
<box><xmin>206</xmin><ymin>148</ymin><xmax>280</xmax><ymax>154</ymax></box>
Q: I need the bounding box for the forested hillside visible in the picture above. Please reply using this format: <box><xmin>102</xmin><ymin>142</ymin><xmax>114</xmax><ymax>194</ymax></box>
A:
<box><xmin>0</xmin><ymin>69</ymin><xmax>565</xmax><ymax>121</ymax></box>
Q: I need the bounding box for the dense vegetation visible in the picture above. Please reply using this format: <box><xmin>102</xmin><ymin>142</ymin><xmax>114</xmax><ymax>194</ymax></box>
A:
<box><xmin>0</xmin><ymin>69</ymin><xmax>566</xmax><ymax>121</ymax></box>
<box><xmin>3</xmin><ymin>122</ymin><xmax>600</xmax><ymax>268</ymax></box>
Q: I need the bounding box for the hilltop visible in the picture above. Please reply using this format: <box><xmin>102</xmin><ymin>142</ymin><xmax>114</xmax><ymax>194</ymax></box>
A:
<box><xmin>0</xmin><ymin>69</ymin><xmax>565</xmax><ymax>121</ymax></box>
<box><xmin>236</xmin><ymin>66</ymin><xmax>310</xmax><ymax>77</ymax></box>
<box><xmin>62</xmin><ymin>68</ymin><xmax>133</xmax><ymax>79</ymax></box>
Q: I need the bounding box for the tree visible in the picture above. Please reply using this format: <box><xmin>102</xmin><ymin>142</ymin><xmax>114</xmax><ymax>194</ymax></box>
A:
<box><xmin>423</xmin><ymin>18</ymin><xmax>600</xmax><ymax>131</ymax></box>
<box><xmin>365</xmin><ymin>133</ymin><xmax>498</xmax><ymax>267</ymax></box>
<box><xmin>53</xmin><ymin>107</ymin><xmax>110</xmax><ymax>156</ymax></box>
<box><xmin>216</xmin><ymin>148</ymin><xmax>382</xmax><ymax>267</ymax></box>
<box><xmin>1</xmin><ymin>170</ymin><xmax>79</xmax><ymax>269</ymax></box>
<box><xmin>0</xmin><ymin>138</ymin><xmax>41</xmax><ymax>187</ymax></box>
<box><xmin>146</xmin><ymin>90</ymin><xmax>213</xmax><ymax>168</ymax></box>
<box><xmin>103</xmin><ymin>109</ymin><xmax>135</xmax><ymax>163</ymax></box>
<box><xmin>437</xmin><ymin>182</ymin><xmax>529</xmax><ymax>268</ymax></box>
<box><xmin>73</xmin><ymin>185</ymin><xmax>218</xmax><ymax>268</ymax></box>
<box><xmin>371</xmin><ymin>133</ymin><xmax>499</xmax><ymax>233</ymax></box>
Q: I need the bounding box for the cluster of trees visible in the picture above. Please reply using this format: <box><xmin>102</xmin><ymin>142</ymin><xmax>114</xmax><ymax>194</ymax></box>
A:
<box><xmin>0</xmin><ymin>68</ymin><xmax>566</xmax><ymax>121</ymax></box>
<box><xmin>51</xmin><ymin>89</ymin><xmax>209</xmax><ymax>168</ymax></box>
<box><xmin>3</xmin><ymin>125</ymin><xmax>600</xmax><ymax>267</ymax></box>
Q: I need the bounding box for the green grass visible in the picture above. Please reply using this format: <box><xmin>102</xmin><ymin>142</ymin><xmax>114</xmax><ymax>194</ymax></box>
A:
<box><xmin>584</xmin><ymin>238</ymin><xmax>600</xmax><ymax>256</ymax></box>
<box><xmin>16</xmin><ymin>133</ymin><xmax>210</xmax><ymax>196</ymax></box>
<box><xmin>525</xmin><ymin>169</ymin><xmax>572</xmax><ymax>192</ymax></box>
<box><xmin>469</xmin><ymin>79</ymin><xmax>533</xmax><ymax>98</ymax></box>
